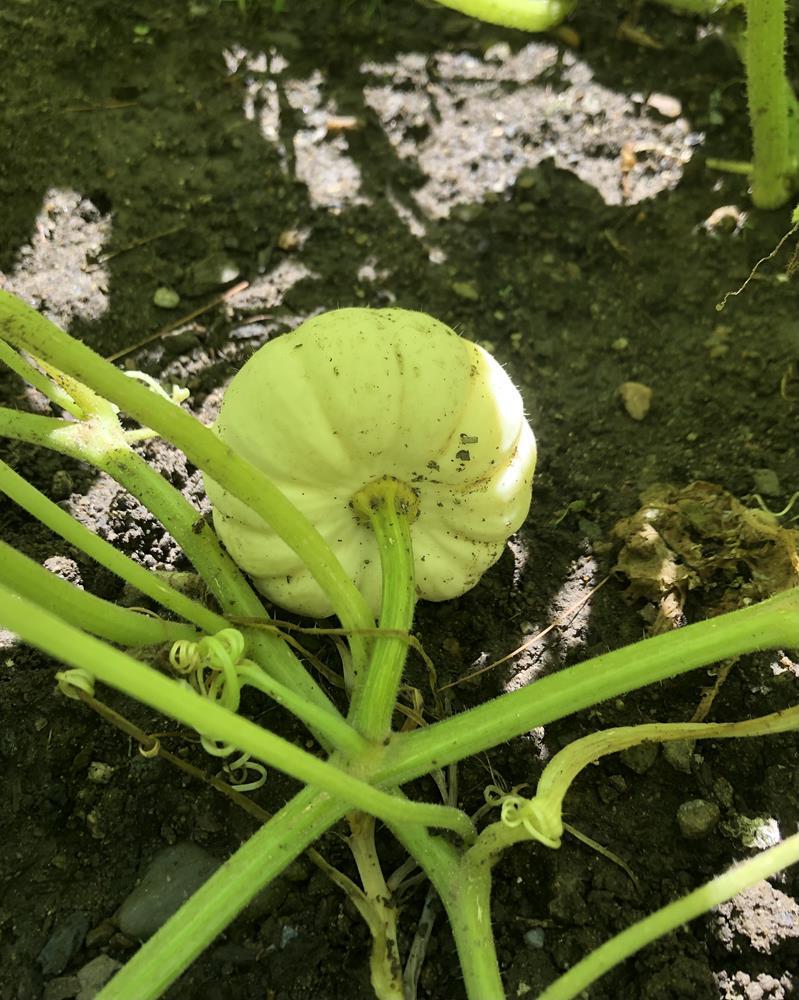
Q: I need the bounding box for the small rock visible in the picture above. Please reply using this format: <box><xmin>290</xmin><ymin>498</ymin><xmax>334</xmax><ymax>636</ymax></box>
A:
<box><xmin>712</xmin><ymin>776</ymin><xmax>734</xmax><ymax>810</ymax></box>
<box><xmin>451</xmin><ymin>280</ymin><xmax>479</xmax><ymax>301</ymax></box>
<box><xmin>117</xmin><ymin>842</ymin><xmax>221</xmax><ymax>940</ymax></box>
<box><xmin>51</xmin><ymin>469</ymin><xmax>74</xmax><ymax>500</ymax></box>
<box><xmin>647</xmin><ymin>93</ymin><xmax>682</xmax><ymax>118</ymax></box>
<box><xmin>276</xmin><ymin>228</ymin><xmax>304</xmax><ymax>251</ymax></box>
<box><xmin>153</xmin><ymin>287</ymin><xmax>180</xmax><ymax>309</ymax></box>
<box><xmin>524</xmin><ymin>927</ymin><xmax>545</xmax><ymax>948</ymax></box>
<box><xmin>677</xmin><ymin>798</ymin><xmax>721</xmax><ymax>839</ymax></box>
<box><xmin>76</xmin><ymin>955</ymin><xmax>122</xmax><ymax>999</ymax></box>
<box><xmin>618</xmin><ymin>381</ymin><xmax>652</xmax><ymax>420</ymax></box>
<box><xmin>37</xmin><ymin>912</ymin><xmax>90</xmax><ymax>975</ymax></box>
<box><xmin>280</xmin><ymin>924</ymin><xmax>299</xmax><ymax>948</ymax></box>
<box><xmin>620</xmin><ymin>741</ymin><xmax>659</xmax><ymax>775</ymax></box>
<box><xmin>663</xmin><ymin>739</ymin><xmax>694</xmax><ymax>774</ymax></box>
<box><xmin>42</xmin><ymin>976</ymin><xmax>80</xmax><ymax>1000</ymax></box>
<box><xmin>185</xmin><ymin>252</ymin><xmax>240</xmax><ymax>294</ymax></box>
<box><xmin>702</xmin><ymin>204</ymin><xmax>746</xmax><ymax>235</ymax></box>
<box><xmin>87</xmin><ymin>761</ymin><xmax>115</xmax><ymax>785</ymax></box>
<box><xmin>84</xmin><ymin>919</ymin><xmax>115</xmax><ymax>950</ymax></box>
<box><xmin>752</xmin><ymin>468</ymin><xmax>781</xmax><ymax>497</ymax></box>
<box><xmin>42</xmin><ymin>556</ymin><xmax>82</xmax><ymax>588</ymax></box>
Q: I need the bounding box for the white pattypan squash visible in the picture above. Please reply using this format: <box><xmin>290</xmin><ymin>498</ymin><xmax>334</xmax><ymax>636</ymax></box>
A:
<box><xmin>204</xmin><ymin>308</ymin><xmax>536</xmax><ymax>616</ymax></box>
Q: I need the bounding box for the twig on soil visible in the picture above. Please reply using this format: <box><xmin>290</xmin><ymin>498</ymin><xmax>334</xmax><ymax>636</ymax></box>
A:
<box><xmin>105</xmin><ymin>280</ymin><xmax>249</xmax><ymax>362</ymax></box>
<box><xmin>87</xmin><ymin>224</ymin><xmax>186</xmax><ymax>269</ymax></box>
<box><xmin>440</xmin><ymin>576</ymin><xmax>609</xmax><ymax>690</ymax></box>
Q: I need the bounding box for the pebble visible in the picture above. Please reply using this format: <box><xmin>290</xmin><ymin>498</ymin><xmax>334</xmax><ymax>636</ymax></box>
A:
<box><xmin>751</xmin><ymin>468</ymin><xmax>781</xmax><ymax>497</ymax></box>
<box><xmin>153</xmin><ymin>287</ymin><xmax>180</xmax><ymax>309</ymax></box>
<box><xmin>451</xmin><ymin>280</ymin><xmax>479</xmax><ymax>301</ymax></box>
<box><xmin>646</xmin><ymin>93</ymin><xmax>682</xmax><ymax>119</ymax></box>
<box><xmin>620</xmin><ymin>741</ymin><xmax>659</xmax><ymax>774</ymax></box>
<box><xmin>37</xmin><ymin>912</ymin><xmax>90</xmax><ymax>975</ymax></box>
<box><xmin>185</xmin><ymin>252</ymin><xmax>240</xmax><ymax>294</ymax></box>
<box><xmin>87</xmin><ymin>761</ymin><xmax>115</xmax><ymax>785</ymax></box>
<box><xmin>117</xmin><ymin>842</ymin><xmax>221</xmax><ymax>940</ymax></box>
<box><xmin>663</xmin><ymin>739</ymin><xmax>694</xmax><ymax>774</ymax></box>
<box><xmin>51</xmin><ymin>469</ymin><xmax>74</xmax><ymax>500</ymax></box>
<box><xmin>523</xmin><ymin>927</ymin><xmax>545</xmax><ymax>948</ymax></box>
<box><xmin>76</xmin><ymin>955</ymin><xmax>122</xmax><ymax>999</ymax></box>
<box><xmin>618</xmin><ymin>381</ymin><xmax>653</xmax><ymax>420</ymax></box>
<box><xmin>677</xmin><ymin>798</ymin><xmax>721</xmax><ymax>838</ymax></box>
<box><xmin>42</xmin><ymin>977</ymin><xmax>79</xmax><ymax>1000</ymax></box>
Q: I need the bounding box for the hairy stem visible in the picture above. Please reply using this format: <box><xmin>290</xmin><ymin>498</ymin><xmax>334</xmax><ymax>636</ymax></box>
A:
<box><xmin>349</xmin><ymin>477</ymin><xmax>418</xmax><ymax>741</ymax></box>
<box><xmin>0</xmin><ymin>290</ymin><xmax>374</xmax><ymax>673</ymax></box>
<box><xmin>747</xmin><ymin>0</ymin><xmax>796</xmax><ymax>207</ymax></box>
<box><xmin>99</xmin><ymin>787</ymin><xmax>346</xmax><ymax>1000</ymax></box>
<box><xmin>381</xmin><ymin>588</ymin><xmax>799</xmax><ymax>785</ymax></box>
<box><xmin>0</xmin><ymin>539</ymin><xmax>198</xmax><ymax>647</ymax></box>
<box><xmin>0</xmin><ymin>404</ymin><xmax>337</xmax><ymax>726</ymax></box>
<box><xmin>0</xmin><ymin>584</ymin><xmax>474</xmax><ymax>839</ymax></box>
<box><xmin>0</xmin><ymin>457</ymin><xmax>224</xmax><ymax>635</ymax></box>
<box><xmin>432</xmin><ymin>0</ymin><xmax>575</xmax><ymax>31</ymax></box>
<box><xmin>538</xmin><ymin>833</ymin><xmax>799</xmax><ymax>1000</ymax></box>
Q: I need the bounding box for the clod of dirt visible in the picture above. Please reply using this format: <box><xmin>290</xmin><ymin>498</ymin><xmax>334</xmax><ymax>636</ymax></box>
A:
<box><xmin>617</xmin><ymin>380</ymin><xmax>652</xmax><ymax>420</ymax></box>
<box><xmin>612</xmin><ymin>481</ymin><xmax>799</xmax><ymax>632</ymax></box>
<box><xmin>714</xmin><ymin>881</ymin><xmax>799</xmax><ymax>953</ymax></box>
<box><xmin>676</xmin><ymin>798</ymin><xmax>721</xmax><ymax>839</ymax></box>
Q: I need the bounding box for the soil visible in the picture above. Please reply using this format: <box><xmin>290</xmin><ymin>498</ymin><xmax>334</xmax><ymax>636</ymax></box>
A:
<box><xmin>1</xmin><ymin>2</ymin><xmax>797</xmax><ymax>999</ymax></box>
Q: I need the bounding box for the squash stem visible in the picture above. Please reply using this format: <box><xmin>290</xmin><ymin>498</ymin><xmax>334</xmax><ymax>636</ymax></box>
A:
<box><xmin>348</xmin><ymin>477</ymin><xmax>418</xmax><ymax>742</ymax></box>
<box><xmin>746</xmin><ymin>0</ymin><xmax>797</xmax><ymax>208</ymax></box>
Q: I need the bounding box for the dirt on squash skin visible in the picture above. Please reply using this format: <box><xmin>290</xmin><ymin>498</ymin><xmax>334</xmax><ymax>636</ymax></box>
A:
<box><xmin>1</xmin><ymin>2</ymin><xmax>797</xmax><ymax>999</ymax></box>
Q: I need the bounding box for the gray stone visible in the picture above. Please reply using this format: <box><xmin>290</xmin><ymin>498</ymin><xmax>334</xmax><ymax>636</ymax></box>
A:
<box><xmin>117</xmin><ymin>842</ymin><xmax>221</xmax><ymax>940</ymax></box>
<box><xmin>620</xmin><ymin>741</ymin><xmax>659</xmax><ymax>775</ymax></box>
<box><xmin>677</xmin><ymin>798</ymin><xmax>721</xmax><ymax>839</ymax></box>
<box><xmin>663</xmin><ymin>739</ymin><xmax>694</xmax><ymax>774</ymax></box>
<box><xmin>524</xmin><ymin>927</ymin><xmax>545</xmax><ymax>948</ymax></box>
<box><xmin>185</xmin><ymin>252</ymin><xmax>240</xmax><ymax>293</ymax></box>
<box><xmin>37</xmin><ymin>911</ymin><xmax>90</xmax><ymax>975</ymax></box>
<box><xmin>43</xmin><ymin>976</ymin><xmax>80</xmax><ymax>1000</ymax></box>
<box><xmin>752</xmin><ymin>468</ymin><xmax>781</xmax><ymax>497</ymax></box>
<box><xmin>76</xmin><ymin>955</ymin><xmax>122</xmax><ymax>999</ymax></box>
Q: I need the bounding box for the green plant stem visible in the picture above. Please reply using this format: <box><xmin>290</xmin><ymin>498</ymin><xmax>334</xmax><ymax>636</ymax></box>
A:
<box><xmin>0</xmin><ymin>290</ymin><xmax>374</xmax><ymax>674</ymax></box>
<box><xmin>746</xmin><ymin>0</ymin><xmax>796</xmax><ymax>208</ymax></box>
<box><xmin>349</xmin><ymin>477</ymin><xmax>417</xmax><ymax>741</ymax></box>
<box><xmin>468</xmin><ymin>704</ymin><xmax>799</xmax><ymax>865</ymax></box>
<box><xmin>0</xmin><ymin>457</ymin><xmax>225</xmax><ymax>636</ymax></box>
<box><xmin>391</xmin><ymin>822</ymin><xmax>505</xmax><ymax>1000</ymax></box>
<box><xmin>0</xmin><ymin>404</ymin><xmax>337</xmax><ymax>725</ymax></box>
<box><xmin>538</xmin><ymin>832</ymin><xmax>799</xmax><ymax>1000</ymax></box>
<box><xmin>347</xmin><ymin>812</ymin><xmax>405</xmax><ymax>1000</ymax></box>
<box><xmin>433</xmin><ymin>0</ymin><xmax>575</xmax><ymax>31</ymax></box>
<box><xmin>0</xmin><ymin>338</ymin><xmax>84</xmax><ymax>418</ymax></box>
<box><xmin>650</xmin><ymin>0</ymin><xmax>727</xmax><ymax>13</ymax></box>
<box><xmin>381</xmin><ymin>588</ymin><xmax>799</xmax><ymax>785</ymax></box>
<box><xmin>99</xmin><ymin>786</ymin><xmax>347</xmax><ymax>1000</ymax></box>
<box><xmin>0</xmin><ymin>539</ymin><xmax>198</xmax><ymax>647</ymax></box>
<box><xmin>0</xmin><ymin>584</ymin><xmax>474</xmax><ymax>840</ymax></box>
<box><xmin>237</xmin><ymin>663</ymin><xmax>368</xmax><ymax>758</ymax></box>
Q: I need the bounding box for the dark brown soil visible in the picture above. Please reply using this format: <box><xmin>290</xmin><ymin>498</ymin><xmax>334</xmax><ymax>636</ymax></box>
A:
<box><xmin>1</xmin><ymin>2</ymin><xmax>797</xmax><ymax>999</ymax></box>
